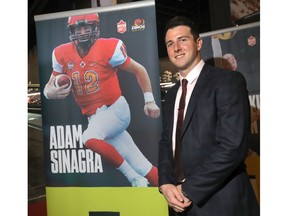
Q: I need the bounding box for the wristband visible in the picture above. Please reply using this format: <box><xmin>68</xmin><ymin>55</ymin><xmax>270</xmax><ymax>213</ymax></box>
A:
<box><xmin>144</xmin><ymin>92</ymin><xmax>155</xmax><ymax>104</ymax></box>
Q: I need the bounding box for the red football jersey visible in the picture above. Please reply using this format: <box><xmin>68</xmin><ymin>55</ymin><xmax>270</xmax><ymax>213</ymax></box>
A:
<box><xmin>52</xmin><ymin>38</ymin><xmax>131</xmax><ymax>116</ymax></box>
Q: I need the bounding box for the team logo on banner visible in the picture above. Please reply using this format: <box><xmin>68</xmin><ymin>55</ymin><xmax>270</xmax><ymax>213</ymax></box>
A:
<box><xmin>117</xmin><ymin>20</ymin><xmax>127</xmax><ymax>34</ymax></box>
<box><xmin>247</xmin><ymin>35</ymin><xmax>256</xmax><ymax>46</ymax></box>
<box><xmin>68</xmin><ymin>61</ymin><xmax>74</xmax><ymax>70</ymax></box>
<box><xmin>132</xmin><ymin>18</ymin><xmax>145</xmax><ymax>31</ymax></box>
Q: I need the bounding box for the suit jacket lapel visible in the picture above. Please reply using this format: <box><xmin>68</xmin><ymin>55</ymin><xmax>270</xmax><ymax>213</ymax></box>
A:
<box><xmin>182</xmin><ymin>64</ymin><xmax>212</xmax><ymax>135</ymax></box>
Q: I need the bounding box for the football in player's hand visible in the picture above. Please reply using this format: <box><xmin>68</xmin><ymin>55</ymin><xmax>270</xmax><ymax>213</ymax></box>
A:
<box><xmin>54</xmin><ymin>74</ymin><xmax>72</xmax><ymax>89</ymax></box>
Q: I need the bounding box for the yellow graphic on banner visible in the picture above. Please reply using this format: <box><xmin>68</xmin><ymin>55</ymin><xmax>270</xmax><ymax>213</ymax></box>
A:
<box><xmin>46</xmin><ymin>187</ymin><xmax>168</xmax><ymax>216</ymax></box>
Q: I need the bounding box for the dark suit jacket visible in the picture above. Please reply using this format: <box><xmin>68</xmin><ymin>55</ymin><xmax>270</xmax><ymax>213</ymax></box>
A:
<box><xmin>158</xmin><ymin>63</ymin><xmax>259</xmax><ymax>216</ymax></box>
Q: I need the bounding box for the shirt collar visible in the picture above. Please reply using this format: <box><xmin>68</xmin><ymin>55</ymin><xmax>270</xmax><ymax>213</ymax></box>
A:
<box><xmin>180</xmin><ymin>59</ymin><xmax>204</xmax><ymax>84</ymax></box>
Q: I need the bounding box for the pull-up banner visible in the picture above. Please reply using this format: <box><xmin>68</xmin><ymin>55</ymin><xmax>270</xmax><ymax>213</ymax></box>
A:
<box><xmin>34</xmin><ymin>1</ymin><xmax>167</xmax><ymax>215</ymax></box>
<box><xmin>200</xmin><ymin>22</ymin><xmax>260</xmax><ymax>156</ymax></box>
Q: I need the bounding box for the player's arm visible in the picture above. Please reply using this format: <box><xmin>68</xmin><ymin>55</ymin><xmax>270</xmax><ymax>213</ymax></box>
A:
<box><xmin>43</xmin><ymin>73</ymin><xmax>71</xmax><ymax>99</ymax></box>
<box><xmin>211</xmin><ymin>35</ymin><xmax>224</xmax><ymax>68</ymax></box>
<box><xmin>120</xmin><ymin>58</ymin><xmax>160</xmax><ymax>119</ymax></box>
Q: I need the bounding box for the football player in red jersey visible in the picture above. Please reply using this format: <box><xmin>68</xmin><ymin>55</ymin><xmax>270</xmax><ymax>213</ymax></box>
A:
<box><xmin>43</xmin><ymin>13</ymin><xmax>160</xmax><ymax>187</ymax></box>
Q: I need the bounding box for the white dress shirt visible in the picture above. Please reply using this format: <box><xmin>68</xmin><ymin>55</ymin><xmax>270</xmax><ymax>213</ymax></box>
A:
<box><xmin>172</xmin><ymin>60</ymin><xmax>205</xmax><ymax>154</ymax></box>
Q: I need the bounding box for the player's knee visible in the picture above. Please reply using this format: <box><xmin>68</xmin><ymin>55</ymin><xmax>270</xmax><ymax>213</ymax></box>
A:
<box><xmin>84</xmin><ymin>138</ymin><xmax>102</xmax><ymax>149</ymax></box>
<box><xmin>82</xmin><ymin>129</ymin><xmax>103</xmax><ymax>144</ymax></box>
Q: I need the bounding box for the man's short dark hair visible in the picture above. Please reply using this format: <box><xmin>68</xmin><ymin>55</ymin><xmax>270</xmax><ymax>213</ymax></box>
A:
<box><xmin>164</xmin><ymin>16</ymin><xmax>200</xmax><ymax>42</ymax></box>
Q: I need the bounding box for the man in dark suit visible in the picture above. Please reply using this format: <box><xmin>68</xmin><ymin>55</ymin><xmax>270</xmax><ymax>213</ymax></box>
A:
<box><xmin>158</xmin><ymin>16</ymin><xmax>260</xmax><ymax>216</ymax></box>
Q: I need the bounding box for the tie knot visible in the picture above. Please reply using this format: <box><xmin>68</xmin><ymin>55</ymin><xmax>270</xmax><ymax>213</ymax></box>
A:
<box><xmin>182</xmin><ymin>79</ymin><xmax>188</xmax><ymax>88</ymax></box>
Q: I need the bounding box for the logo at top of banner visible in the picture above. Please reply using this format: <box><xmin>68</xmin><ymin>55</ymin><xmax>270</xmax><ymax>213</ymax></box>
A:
<box><xmin>132</xmin><ymin>18</ymin><xmax>146</xmax><ymax>32</ymax></box>
<box><xmin>117</xmin><ymin>20</ymin><xmax>127</xmax><ymax>34</ymax></box>
<box><xmin>247</xmin><ymin>35</ymin><xmax>256</xmax><ymax>46</ymax></box>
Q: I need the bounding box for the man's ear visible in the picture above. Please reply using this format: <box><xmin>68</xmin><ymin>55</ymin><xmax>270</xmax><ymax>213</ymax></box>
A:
<box><xmin>196</xmin><ymin>37</ymin><xmax>203</xmax><ymax>51</ymax></box>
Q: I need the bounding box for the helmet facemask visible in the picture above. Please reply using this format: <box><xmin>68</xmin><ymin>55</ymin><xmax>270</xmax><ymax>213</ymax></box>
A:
<box><xmin>67</xmin><ymin>14</ymin><xmax>100</xmax><ymax>49</ymax></box>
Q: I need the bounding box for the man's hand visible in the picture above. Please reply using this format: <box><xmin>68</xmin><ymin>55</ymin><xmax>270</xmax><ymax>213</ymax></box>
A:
<box><xmin>160</xmin><ymin>184</ymin><xmax>192</xmax><ymax>213</ymax></box>
<box><xmin>44</xmin><ymin>76</ymin><xmax>71</xmax><ymax>99</ymax></box>
<box><xmin>144</xmin><ymin>101</ymin><xmax>160</xmax><ymax>118</ymax></box>
<box><xmin>176</xmin><ymin>184</ymin><xmax>191</xmax><ymax>204</ymax></box>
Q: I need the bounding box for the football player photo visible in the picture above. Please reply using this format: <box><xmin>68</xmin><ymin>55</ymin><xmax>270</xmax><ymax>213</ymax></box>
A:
<box><xmin>43</xmin><ymin>13</ymin><xmax>160</xmax><ymax>187</ymax></box>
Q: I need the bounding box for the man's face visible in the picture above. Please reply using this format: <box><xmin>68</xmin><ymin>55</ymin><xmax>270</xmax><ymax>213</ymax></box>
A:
<box><xmin>74</xmin><ymin>25</ymin><xmax>93</xmax><ymax>43</ymax></box>
<box><xmin>223</xmin><ymin>53</ymin><xmax>237</xmax><ymax>71</ymax></box>
<box><xmin>165</xmin><ymin>26</ymin><xmax>202</xmax><ymax>75</ymax></box>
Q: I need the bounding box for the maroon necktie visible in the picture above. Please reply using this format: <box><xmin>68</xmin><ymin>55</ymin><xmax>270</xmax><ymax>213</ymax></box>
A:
<box><xmin>173</xmin><ymin>79</ymin><xmax>188</xmax><ymax>182</ymax></box>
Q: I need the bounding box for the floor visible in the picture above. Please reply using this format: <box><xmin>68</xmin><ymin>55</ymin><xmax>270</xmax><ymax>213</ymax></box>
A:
<box><xmin>28</xmin><ymin>113</ymin><xmax>46</xmax><ymax>204</ymax></box>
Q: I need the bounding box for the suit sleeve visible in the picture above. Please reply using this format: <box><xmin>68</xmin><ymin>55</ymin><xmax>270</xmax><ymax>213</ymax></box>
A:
<box><xmin>158</xmin><ymin>84</ymin><xmax>178</xmax><ymax>186</ymax></box>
